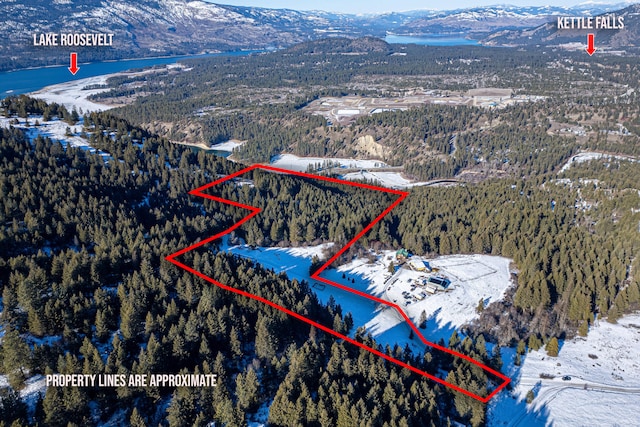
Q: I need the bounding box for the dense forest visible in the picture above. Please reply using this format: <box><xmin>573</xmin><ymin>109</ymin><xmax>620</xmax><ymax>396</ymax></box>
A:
<box><xmin>0</xmin><ymin>98</ymin><xmax>508</xmax><ymax>426</ymax></box>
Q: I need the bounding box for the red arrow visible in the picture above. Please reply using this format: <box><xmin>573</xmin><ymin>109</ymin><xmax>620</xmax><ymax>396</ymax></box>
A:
<box><xmin>68</xmin><ymin>52</ymin><xmax>79</xmax><ymax>75</ymax></box>
<box><xmin>586</xmin><ymin>33</ymin><xmax>596</xmax><ymax>56</ymax></box>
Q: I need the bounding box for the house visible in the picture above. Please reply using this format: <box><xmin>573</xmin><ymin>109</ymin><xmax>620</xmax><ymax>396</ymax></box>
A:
<box><xmin>396</xmin><ymin>248</ymin><xmax>410</xmax><ymax>260</ymax></box>
<box><xmin>409</xmin><ymin>259</ymin><xmax>431</xmax><ymax>272</ymax></box>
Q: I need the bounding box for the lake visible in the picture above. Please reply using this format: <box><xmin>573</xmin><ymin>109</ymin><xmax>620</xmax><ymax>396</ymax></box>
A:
<box><xmin>0</xmin><ymin>51</ymin><xmax>260</xmax><ymax>96</ymax></box>
<box><xmin>384</xmin><ymin>34</ymin><xmax>480</xmax><ymax>46</ymax></box>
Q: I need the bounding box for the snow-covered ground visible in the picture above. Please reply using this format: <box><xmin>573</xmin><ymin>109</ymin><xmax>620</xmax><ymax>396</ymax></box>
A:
<box><xmin>331</xmin><ymin>253</ymin><xmax>512</xmax><ymax>349</ymax></box>
<box><xmin>28</xmin><ymin>75</ymin><xmax>115</xmax><ymax>113</ymax></box>
<box><xmin>223</xmin><ymin>240</ymin><xmax>513</xmax><ymax>352</ymax></box>
<box><xmin>270</xmin><ymin>154</ymin><xmax>388</xmax><ymax>172</ymax></box>
<box><xmin>212</xmin><ymin>139</ymin><xmax>244</xmax><ymax>152</ymax></box>
<box><xmin>341</xmin><ymin>170</ymin><xmax>432</xmax><ymax>189</ymax></box>
<box><xmin>489</xmin><ymin>313</ymin><xmax>640</xmax><ymax>426</ymax></box>
<box><xmin>226</xmin><ymin>240</ymin><xmax>640</xmax><ymax>426</ymax></box>
<box><xmin>0</xmin><ymin>116</ymin><xmax>111</xmax><ymax>160</ymax></box>
<box><xmin>559</xmin><ymin>151</ymin><xmax>639</xmax><ymax>173</ymax></box>
<box><xmin>0</xmin><ymin>374</ymin><xmax>46</xmax><ymax>415</ymax></box>
<box><xmin>28</xmin><ymin>65</ymin><xmax>183</xmax><ymax>114</ymax></box>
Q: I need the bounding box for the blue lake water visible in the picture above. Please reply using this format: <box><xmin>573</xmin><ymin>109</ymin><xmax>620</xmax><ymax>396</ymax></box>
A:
<box><xmin>0</xmin><ymin>51</ymin><xmax>259</xmax><ymax>96</ymax></box>
<box><xmin>385</xmin><ymin>34</ymin><xmax>480</xmax><ymax>46</ymax></box>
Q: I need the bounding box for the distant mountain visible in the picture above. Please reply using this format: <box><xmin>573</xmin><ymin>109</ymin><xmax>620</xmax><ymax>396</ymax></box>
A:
<box><xmin>1</xmin><ymin>1</ymin><xmax>639</xmax><ymax>72</ymax></box>
<box><xmin>391</xmin><ymin>4</ymin><xmax>636</xmax><ymax>35</ymax></box>
<box><xmin>0</xmin><ymin>0</ymin><xmax>370</xmax><ymax>71</ymax></box>
<box><xmin>482</xmin><ymin>3</ymin><xmax>640</xmax><ymax>52</ymax></box>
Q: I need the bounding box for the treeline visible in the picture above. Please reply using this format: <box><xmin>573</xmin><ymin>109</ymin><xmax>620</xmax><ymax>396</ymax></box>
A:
<box><xmin>350</xmin><ymin>101</ymin><xmax>577</xmax><ymax>180</ymax></box>
<box><xmin>185</xmin><ymin>152</ymin><xmax>640</xmax><ymax>344</ymax></box>
<box><xmin>204</xmin><ymin>169</ymin><xmax>396</xmax><ymax>247</ymax></box>
<box><xmin>386</xmin><ymin>178</ymin><xmax>639</xmax><ymax>342</ymax></box>
<box><xmin>1</xmin><ymin>95</ymin><xmax>79</xmax><ymax>123</ymax></box>
<box><xmin>104</xmin><ymin>39</ymin><xmax>564</xmax><ymax>147</ymax></box>
<box><xmin>105</xmin><ymin>36</ymin><xmax>640</xmax><ymax>124</ymax></box>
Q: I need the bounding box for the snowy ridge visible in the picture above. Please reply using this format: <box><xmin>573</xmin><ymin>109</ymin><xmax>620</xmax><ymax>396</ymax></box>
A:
<box><xmin>395</xmin><ymin>3</ymin><xmax>632</xmax><ymax>34</ymax></box>
<box><xmin>5</xmin><ymin>0</ymin><xmax>636</xmax><ymax>71</ymax></box>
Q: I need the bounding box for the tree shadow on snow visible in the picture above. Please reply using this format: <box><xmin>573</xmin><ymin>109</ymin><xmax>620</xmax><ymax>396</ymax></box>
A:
<box><xmin>487</xmin><ymin>347</ymin><xmax>553</xmax><ymax>426</ymax></box>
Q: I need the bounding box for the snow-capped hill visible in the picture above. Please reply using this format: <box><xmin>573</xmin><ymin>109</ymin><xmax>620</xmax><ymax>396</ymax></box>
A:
<box><xmin>394</xmin><ymin>4</ymin><xmax>631</xmax><ymax>34</ymax></box>
<box><xmin>3</xmin><ymin>0</ymin><xmax>638</xmax><ymax>72</ymax></box>
<box><xmin>483</xmin><ymin>3</ymin><xmax>640</xmax><ymax>52</ymax></box>
<box><xmin>1</xmin><ymin>0</ymin><xmax>385</xmax><ymax>71</ymax></box>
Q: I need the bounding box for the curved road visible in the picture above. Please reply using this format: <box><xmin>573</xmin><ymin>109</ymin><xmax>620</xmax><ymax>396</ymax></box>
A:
<box><xmin>505</xmin><ymin>377</ymin><xmax>640</xmax><ymax>427</ymax></box>
<box><xmin>518</xmin><ymin>376</ymin><xmax>640</xmax><ymax>394</ymax></box>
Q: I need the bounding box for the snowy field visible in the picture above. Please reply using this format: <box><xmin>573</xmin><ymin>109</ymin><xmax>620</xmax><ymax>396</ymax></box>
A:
<box><xmin>341</xmin><ymin>170</ymin><xmax>433</xmax><ymax>189</ymax></box>
<box><xmin>211</xmin><ymin>139</ymin><xmax>244</xmax><ymax>152</ymax></box>
<box><xmin>270</xmin><ymin>154</ymin><xmax>388</xmax><ymax>172</ymax></box>
<box><xmin>223</xmin><ymin>241</ymin><xmax>513</xmax><ymax>353</ymax></box>
<box><xmin>336</xmin><ymin>253</ymin><xmax>513</xmax><ymax>349</ymax></box>
<box><xmin>559</xmin><ymin>151</ymin><xmax>639</xmax><ymax>173</ymax></box>
<box><xmin>28</xmin><ymin>75</ymin><xmax>115</xmax><ymax>113</ymax></box>
<box><xmin>489</xmin><ymin>313</ymin><xmax>640</xmax><ymax>426</ymax></box>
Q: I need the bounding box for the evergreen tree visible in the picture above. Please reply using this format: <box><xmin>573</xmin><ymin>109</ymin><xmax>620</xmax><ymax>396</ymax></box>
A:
<box><xmin>545</xmin><ymin>337</ymin><xmax>559</xmax><ymax>357</ymax></box>
<box><xmin>236</xmin><ymin>367</ymin><xmax>260</xmax><ymax>412</ymax></box>
<box><xmin>130</xmin><ymin>407</ymin><xmax>147</xmax><ymax>427</ymax></box>
<box><xmin>419</xmin><ymin>310</ymin><xmax>427</xmax><ymax>329</ymax></box>
<box><xmin>526</xmin><ymin>389</ymin><xmax>535</xmax><ymax>404</ymax></box>
<box><xmin>255</xmin><ymin>314</ymin><xmax>279</xmax><ymax>360</ymax></box>
<box><xmin>0</xmin><ymin>388</ymin><xmax>27</xmax><ymax>424</ymax></box>
<box><xmin>1</xmin><ymin>328</ymin><xmax>31</xmax><ymax>389</ymax></box>
<box><xmin>528</xmin><ymin>335</ymin><xmax>542</xmax><ymax>351</ymax></box>
<box><xmin>578</xmin><ymin>320</ymin><xmax>589</xmax><ymax>337</ymax></box>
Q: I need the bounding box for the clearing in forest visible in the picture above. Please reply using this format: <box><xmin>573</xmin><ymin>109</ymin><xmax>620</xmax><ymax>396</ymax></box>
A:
<box><xmin>166</xmin><ymin>164</ymin><xmax>511</xmax><ymax>402</ymax></box>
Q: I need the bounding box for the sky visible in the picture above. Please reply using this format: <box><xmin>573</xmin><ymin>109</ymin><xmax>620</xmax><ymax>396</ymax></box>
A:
<box><xmin>212</xmin><ymin>0</ymin><xmax>581</xmax><ymax>14</ymax></box>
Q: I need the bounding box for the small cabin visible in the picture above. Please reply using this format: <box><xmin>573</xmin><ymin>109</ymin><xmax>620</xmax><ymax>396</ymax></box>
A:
<box><xmin>396</xmin><ymin>248</ymin><xmax>410</xmax><ymax>260</ymax></box>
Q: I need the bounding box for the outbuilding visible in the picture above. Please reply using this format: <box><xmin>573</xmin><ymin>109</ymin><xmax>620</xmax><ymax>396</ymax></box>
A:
<box><xmin>409</xmin><ymin>259</ymin><xmax>431</xmax><ymax>272</ymax></box>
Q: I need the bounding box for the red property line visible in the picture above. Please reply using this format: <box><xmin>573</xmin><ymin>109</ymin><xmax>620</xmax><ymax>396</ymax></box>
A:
<box><xmin>165</xmin><ymin>164</ymin><xmax>510</xmax><ymax>402</ymax></box>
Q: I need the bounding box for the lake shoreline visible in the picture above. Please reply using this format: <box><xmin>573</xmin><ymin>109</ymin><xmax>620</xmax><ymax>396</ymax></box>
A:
<box><xmin>384</xmin><ymin>34</ymin><xmax>481</xmax><ymax>46</ymax></box>
<box><xmin>1</xmin><ymin>50</ymin><xmax>262</xmax><ymax>97</ymax></box>
<box><xmin>0</xmin><ymin>49</ymin><xmax>261</xmax><ymax>74</ymax></box>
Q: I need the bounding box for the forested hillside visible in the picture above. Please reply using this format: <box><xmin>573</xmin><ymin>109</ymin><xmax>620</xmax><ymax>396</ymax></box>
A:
<box><xmin>0</xmin><ymin>98</ymin><xmax>508</xmax><ymax>426</ymax></box>
<box><xmin>99</xmin><ymin>38</ymin><xmax>640</xmax><ymax>183</ymax></box>
<box><xmin>177</xmin><ymin>150</ymin><xmax>640</xmax><ymax>343</ymax></box>
<box><xmin>3</xmin><ymin>31</ymin><xmax>640</xmax><ymax>418</ymax></box>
